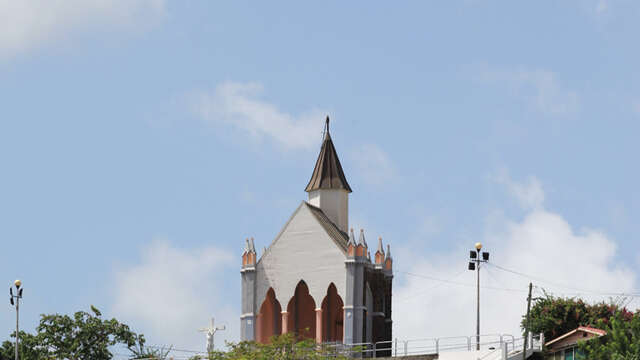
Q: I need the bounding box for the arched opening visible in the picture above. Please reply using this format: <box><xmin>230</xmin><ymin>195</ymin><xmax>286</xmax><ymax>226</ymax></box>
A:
<box><xmin>321</xmin><ymin>283</ymin><xmax>344</xmax><ymax>343</ymax></box>
<box><xmin>286</xmin><ymin>280</ymin><xmax>316</xmax><ymax>340</ymax></box>
<box><xmin>256</xmin><ymin>288</ymin><xmax>282</xmax><ymax>343</ymax></box>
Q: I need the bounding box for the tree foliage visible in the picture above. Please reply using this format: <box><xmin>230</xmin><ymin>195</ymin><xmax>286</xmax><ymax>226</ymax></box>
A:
<box><xmin>189</xmin><ymin>334</ymin><xmax>352</xmax><ymax>360</ymax></box>
<box><xmin>580</xmin><ymin>310</ymin><xmax>640</xmax><ymax>360</ymax></box>
<box><xmin>0</xmin><ymin>306</ymin><xmax>146</xmax><ymax>360</ymax></box>
<box><xmin>524</xmin><ymin>292</ymin><xmax>640</xmax><ymax>359</ymax></box>
<box><xmin>0</xmin><ymin>331</ymin><xmax>49</xmax><ymax>360</ymax></box>
<box><xmin>522</xmin><ymin>291</ymin><xmax>617</xmax><ymax>340</ymax></box>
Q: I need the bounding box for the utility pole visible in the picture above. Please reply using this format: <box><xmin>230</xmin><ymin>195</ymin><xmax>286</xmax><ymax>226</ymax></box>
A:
<box><xmin>9</xmin><ymin>280</ymin><xmax>23</xmax><ymax>360</ymax></box>
<box><xmin>522</xmin><ymin>282</ymin><xmax>533</xmax><ymax>360</ymax></box>
<box><xmin>468</xmin><ymin>243</ymin><xmax>490</xmax><ymax>351</ymax></box>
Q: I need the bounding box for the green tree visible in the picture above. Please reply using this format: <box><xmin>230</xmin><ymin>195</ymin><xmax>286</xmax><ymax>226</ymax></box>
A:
<box><xmin>129</xmin><ymin>343</ymin><xmax>173</xmax><ymax>360</ymax></box>
<box><xmin>0</xmin><ymin>331</ymin><xmax>49</xmax><ymax>360</ymax></box>
<box><xmin>523</xmin><ymin>291</ymin><xmax>616</xmax><ymax>340</ymax></box>
<box><xmin>0</xmin><ymin>306</ymin><xmax>146</xmax><ymax>360</ymax></box>
<box><xmin>580</xmin><ymin>310</ymin><xmax>640</xmax><ymax>360</ymax></box>
<box><xmin>190</xmin><ymin>333</ymin><xmax>352</xmax><ymax>360</ymax></box>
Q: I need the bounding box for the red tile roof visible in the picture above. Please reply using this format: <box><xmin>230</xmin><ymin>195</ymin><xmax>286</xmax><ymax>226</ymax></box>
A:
<box><xmin>546</xmin><ymin>326</ymin><xmax>607</xmax><ymax>347</ymax></box>
<box><xmin>577</xmin><ymin>326</ymin><xmax>607</xmax><ymax>336</ymax></box>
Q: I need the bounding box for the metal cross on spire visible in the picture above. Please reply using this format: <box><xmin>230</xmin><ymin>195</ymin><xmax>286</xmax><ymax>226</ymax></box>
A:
<box><xmin>198</xmin><ymin>317</ymin><xmax>226</xmax><ymax>354</ymax></box>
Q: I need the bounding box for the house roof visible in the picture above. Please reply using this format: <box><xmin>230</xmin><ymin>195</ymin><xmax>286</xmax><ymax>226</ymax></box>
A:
<box><xmin>545</xmin><ymin>326</ymin><xmax>607</xmax><ymax>347</ymax></box>
<box><xmin>304</xmin><ymin>117</ymin><xmax>352</xmax><ymax>193</ymax></box>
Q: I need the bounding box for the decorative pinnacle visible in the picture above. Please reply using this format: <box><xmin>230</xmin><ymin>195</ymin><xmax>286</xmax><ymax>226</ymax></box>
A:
<box><xmin>358</xmin><ymin>229</ymin><xmax>368</xmax><ymax>248</ymax></box>
<box><xmin>249</xmin><ymin>237</ymin><xmax>256</xmax><ymax>253</ymax></box>
<box><xmin>348</xmin><ymin>228</ymin><xmax>356</xmax><ymax>246</ymax></box>
<box><xmin>385</xmin><ymin>244</ymin><xmax>392</xmax><ymax>260</ymax></box>
<box><xmin>377</xmin><ymin>237</ymin><xmax>384</xmax><ymax>254</ymax></box>
<box><xmin>244</xmin><ymin>238</ymin><xmax>250</xmax><ymax>253</ymax></box>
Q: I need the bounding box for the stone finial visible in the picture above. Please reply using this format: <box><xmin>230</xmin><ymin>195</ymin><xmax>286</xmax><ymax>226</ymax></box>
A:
<box><xmin>348</xmin><ymin>228</ymin><xmax>356</xmax><ymax>246</ymax></box>
<box><xmin>375</xmin><ymin>237</ymin><xmax>385</xmax><ymax>265</ymax></box>
<box><xmin>358</xmin><ymin>229</ymin><xmax>368</xmax><ymax>248</ymax></box>
<box><xmin>384</xmin><ymin>244</ymin><xmax>393</xmax><ymax>271</ymax></box>
<box><xmin>249</xmin><ymin>237</ymin><xmax>256</xmax><ymax>253</ymax></box>
<box><xmin>367</xmin><ymin>251</ymin><xmax>372</xmax><ymax>262</ymax></box>
<box><xmin>244</xmin><ymin>238</ymin><xmax>250</xmax><ymax>254</ymax></box>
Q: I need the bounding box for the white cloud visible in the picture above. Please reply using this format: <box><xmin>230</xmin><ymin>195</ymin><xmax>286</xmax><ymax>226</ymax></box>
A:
<box><xmin>111</xmin><ymin>240</ymin><xmax>236</xmax><ymax>353</ymax></box>
<box><xmin>0</xmin><ymin>0</ymin><xmax>165</xmax><ymax>58</ymax></box>
<box><xmin>492</xmin><ymin>169</ymin><xmax>545</xmax><ymax>210</ymax></box>
<box><xmin>478</xmin><ymin>66</ymin><xmax>579</xmax><ymax>115</ymax></box>
<box><xmin>349</xmin><ymin>144</ymin><xmax>397</xmax><ymax>186</ymax></box>
<box><xmin>393</xmin><ymin>174</ymin><xmax>636</xmax><ymax>342</ymax></box>
<box><xmin>194</xmin><ymin>82</ymin><xmax>328</xmax><ymax>150</ymax></box>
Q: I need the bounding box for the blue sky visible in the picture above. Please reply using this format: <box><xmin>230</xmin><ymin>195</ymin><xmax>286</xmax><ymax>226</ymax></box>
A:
<box><xmin>1</xmin><ymin>0</ymin><xmax>639</xmax><ymax>354</ymax></box>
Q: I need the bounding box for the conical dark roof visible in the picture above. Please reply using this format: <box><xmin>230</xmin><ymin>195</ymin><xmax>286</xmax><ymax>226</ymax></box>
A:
<box><xmin>304</xmin><ymin>117</ymin><xmax>352</xmax><ymax>193</ymax></box>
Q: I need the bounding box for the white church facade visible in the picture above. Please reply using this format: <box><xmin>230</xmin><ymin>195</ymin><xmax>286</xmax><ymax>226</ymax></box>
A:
<box><xmin>240</xmin><ymin>117</ymin><xmax>393</xmax><ymax>348</ymax></box>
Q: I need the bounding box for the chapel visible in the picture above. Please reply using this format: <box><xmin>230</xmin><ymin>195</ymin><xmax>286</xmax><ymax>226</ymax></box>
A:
<box><xmin>240</xmin><ymin>117</ymin><xmax>393</xmax><ymax>347</ymax></box>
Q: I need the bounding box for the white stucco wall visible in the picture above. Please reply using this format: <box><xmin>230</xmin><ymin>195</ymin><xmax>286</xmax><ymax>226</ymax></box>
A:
<box><xmin>255</xmin><ymin>202</ymin><xmax>348</xmax><ymax>310</ymax></box>
<box><xmin>308</xmin><ymin>189</ymin><xmax>348</xmax><ymax>233</ymax></box>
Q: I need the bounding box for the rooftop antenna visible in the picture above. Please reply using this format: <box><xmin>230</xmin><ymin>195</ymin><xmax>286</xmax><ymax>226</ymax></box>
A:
<box><xmin>198</xmin><ymin>317</ymin><xmax>226</xmax><ymax>354</ymax></box>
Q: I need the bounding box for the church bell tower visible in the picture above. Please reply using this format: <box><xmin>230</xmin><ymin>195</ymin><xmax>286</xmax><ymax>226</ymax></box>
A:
<box><xmin>304</xmin><ymin>117</ymin><xmax>352</xmax><ymax>233</ymax></box>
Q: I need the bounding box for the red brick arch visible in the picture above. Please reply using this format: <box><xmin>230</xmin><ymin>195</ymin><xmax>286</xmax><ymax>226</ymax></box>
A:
<box><xmin>256</xmin><ymin>288</ymin><xmax>282</xmax><ymax>343</ymax></box>
<box><xmin>286</xmin><ymin>280</ymin><xmax>316</xmax><ymax>340</ymax></box>
<box><xmin>321</xmin><ymin>283</ymin><xmax>344</xmax><ymax>343</ymax></box>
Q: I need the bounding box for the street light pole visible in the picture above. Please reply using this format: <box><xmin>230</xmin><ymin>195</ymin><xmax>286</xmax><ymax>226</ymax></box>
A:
<box><xmin>468</xmin><ymin>243</ymin><xmax>489</xmax><ymax>351</ymax></box>
<box><xmin>476</xmin><ymin>255</ymin><xmax>480</xmax><ymax>351</ymax></box>
<box><xmin>9</xmin><ymin>280</ymin><xmax>23</xmax><ymax>360</ymax></box>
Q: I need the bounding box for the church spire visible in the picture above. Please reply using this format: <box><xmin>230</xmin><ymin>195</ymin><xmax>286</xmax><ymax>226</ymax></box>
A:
<box><xmin>305</xmin><ymin>116</ymin><xmax>352</xmax><ymax>193</ymax></box>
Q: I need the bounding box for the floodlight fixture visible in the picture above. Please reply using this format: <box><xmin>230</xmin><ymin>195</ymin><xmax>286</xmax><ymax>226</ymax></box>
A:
<box><xmin>482</xmin><ymin>252</ymin><xmax>490</xmax><ymax>261</ymax></box>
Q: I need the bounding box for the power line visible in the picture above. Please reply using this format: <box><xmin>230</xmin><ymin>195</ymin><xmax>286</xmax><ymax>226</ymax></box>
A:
<box><xmin>486</xmin><ymin>262</ymin><xmax>640</xmax><ymax>298</ymax></box>
<box><xmin>395</xmin><ymin>264</ymin><xmax>640</xmax><ymax>302</ymax></box>
<box><xmin>396</xmin><ymin>270</ymin><xmax>527</xmax><ymax>293</ymax></box>
<box><xmin>394</xmin><ymin>269</ymin><xmax>468</xmax><ymax>303</ymax></box>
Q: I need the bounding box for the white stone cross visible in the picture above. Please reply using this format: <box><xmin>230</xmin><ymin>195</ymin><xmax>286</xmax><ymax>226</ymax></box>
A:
<box><xmin>198</xmin><ymin>317</ymin><xmax>226</xmax><ymax>353</ymax></box>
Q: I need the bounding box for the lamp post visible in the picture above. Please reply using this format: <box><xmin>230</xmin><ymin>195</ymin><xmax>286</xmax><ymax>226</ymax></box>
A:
<box><xmin>468</xmin><ymin>243</ymin><xmax>489</xmax><ymax>351</ymax></box>
<box><xmin>9</xmin><ymin>280</ymin><xmax>23</xmax><ymax>360</ymax></box>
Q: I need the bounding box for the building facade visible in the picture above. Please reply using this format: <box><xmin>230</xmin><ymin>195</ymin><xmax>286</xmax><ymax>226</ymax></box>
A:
<box><xmin>240</xmin><ymin>118</ymin><xmax>393</xmax><ymax>346</ymax></box>
<box><xmin>545</xmin><ymin>326</ymin><xmax>605</xmax><ymax>360</ymax></box>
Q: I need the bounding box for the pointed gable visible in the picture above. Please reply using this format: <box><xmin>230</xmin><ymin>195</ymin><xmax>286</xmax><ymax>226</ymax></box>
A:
<box><xmin>304</xmin><ymin>117</ymin><xmax>352</xmax><ymax>193</ymax></box>
<box><xmin>254</xmin><ymin>201</ymin><xmax>349</xmax><ymax>308</ymax></box>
